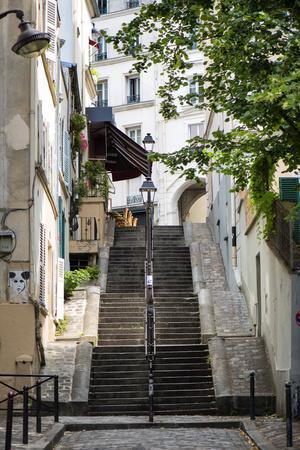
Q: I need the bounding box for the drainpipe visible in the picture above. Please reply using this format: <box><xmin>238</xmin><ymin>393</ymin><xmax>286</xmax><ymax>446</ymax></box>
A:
<box><xmin>29</xmin><ymin>0</ymin><xmax>45</xmax><ymax>367</ymax></box>
<box><xmin>230</xmin><ymin>179</ymin><xmax>242</xmax><ymax>288</ymax></box>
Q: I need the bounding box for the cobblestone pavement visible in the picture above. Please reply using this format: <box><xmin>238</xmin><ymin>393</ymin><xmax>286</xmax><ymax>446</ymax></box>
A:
<box><xmin>54</xmin><ymin>427</ymin><xmax>252</xmax><ymax>450</ymax></box>
<box><xmin>0</xmin><ymin>416</ymin><xmax>53</xmax><ymax>449</ymax></box>
<box><xmin>255</xmin><ymin>416</ymin><xmax>300</xmax><ymax>449</ymax></box>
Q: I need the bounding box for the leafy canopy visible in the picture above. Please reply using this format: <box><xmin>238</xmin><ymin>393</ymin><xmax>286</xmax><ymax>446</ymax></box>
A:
<box><xmin>108</xmin><ymin>0</ymin><xmax>300</xmax><ymax>236</ymax></box>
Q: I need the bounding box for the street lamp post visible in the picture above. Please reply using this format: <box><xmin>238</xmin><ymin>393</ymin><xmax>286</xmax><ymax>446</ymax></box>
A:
<box><xmin>140</xmin><ymin>133</ymin><xmax>156</xmax><ymax>422</ymax></box>
<box><xmin>0</xmin><ymin>9</ymin><xmax>50</xmax><ymax>58</ymax></box>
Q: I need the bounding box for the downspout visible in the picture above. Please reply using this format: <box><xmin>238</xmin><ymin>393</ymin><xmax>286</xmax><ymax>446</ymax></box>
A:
<box><xmin>29</xmin><ymin>1</ymin><xmax>45</xmax><ymax>367</ymax></box>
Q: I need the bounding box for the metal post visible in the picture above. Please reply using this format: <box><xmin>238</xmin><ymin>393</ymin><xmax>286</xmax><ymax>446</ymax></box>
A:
<box><xmin>23</xmin><ymin>385</ymin><xmax>29</xmax><ymax>445</ymax></box>
<box><xmin>149</xmin><ymin>359</ymin><xmax>154</xmax><ymax>423</ymax></box>
<box><xmin>286</xmin><ymin>382</ymin><xmax>293</xmax><ymax>447</ymax></box>
<box><xmin>5</xmin><ymin>392</ymin><xmax>14</xmax><ymax>450</ymax></box>
<box><xmin>54</xmin><ymin>375</ymin><xmax>59</xmax><ymax>422</ymax></box>
<box><xmin>250</xmin><ymin>371</ymin><xmax>255</xmax><ymax>420</ymax></box>
<box><xmin>36</xmin><ymin>380</ymin><xmax>42</xmax><ymax>433</ymax></box>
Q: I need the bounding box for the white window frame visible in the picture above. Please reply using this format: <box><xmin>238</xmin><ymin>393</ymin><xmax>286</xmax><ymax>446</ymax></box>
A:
<box><xmin>188</xmin><ymin>122</ymin><xmax>204</xmax><ymax>139</ymax></box>
<box><xmin>97</xmin><ymin>79</ymin><xmax>108</xmax><ymax>107</ymax></box>
<box><xmin>127</xmin><ymin>75</ymin><xmax>140</xmax><ymax>104</ymax></box>
<box><xmin>126</xmin><ymin>126</ymin><xmax>142</xmax><ymax>145</ymax></box>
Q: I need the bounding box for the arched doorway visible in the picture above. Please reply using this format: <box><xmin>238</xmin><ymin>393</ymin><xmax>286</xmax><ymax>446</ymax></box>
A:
<box><xmin>177</xmin><ymin>182</ymin><xmax>206</xmax><ymax>224</ymax></box>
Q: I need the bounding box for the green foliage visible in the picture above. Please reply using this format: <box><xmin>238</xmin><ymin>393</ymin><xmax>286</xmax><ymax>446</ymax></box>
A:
<box><xmin>85</xmin><ymin>265</ymin><xmax>100</xmax><ymax>280</ymax></box>
<box><xmin>64</xmin><ymin>269</ymin><xmax>91</xmax><ymax>298</ymax></box>
<box><xmin>70</xmin><ymin>113</ymin><xmax>86</xmax><ymax>157</ymax></box>
<box><xmin>64</xmin><ymin>266</ymin><xmax>101</xmax><ymax>298</ymax></box>
<box><xmin>108</xmin><ymin>0</ymin><xmax>300</xmax><ymax>237</ymax></box>
<box><xmin>75</xmin><ymin>161</ymin><xmax>110</xmax><ymax>200</ymax></box>
<box><xmin>55</xmin><ymin>316</ymin><xmax>69</xmax><ymax>336</ymax></box>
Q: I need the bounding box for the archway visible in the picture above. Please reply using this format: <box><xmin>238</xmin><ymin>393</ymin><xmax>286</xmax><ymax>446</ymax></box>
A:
<box><xmin>177</xmin><ymin>182</ymin><xmax>206</xmax><ymax>224</ymax></box>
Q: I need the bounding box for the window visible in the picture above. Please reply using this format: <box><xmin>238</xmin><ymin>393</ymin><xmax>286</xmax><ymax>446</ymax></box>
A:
<box><xmin>96</xmin><ymin>35</ymin><xmax>107</xmax><ymax>61</ymax></box>
<box><xmin>98</xmin><ymin>0</ymin><xmax>108</xmax><ymax>14</ymax></box>
<box><xmin>129</xmin><ymin>36</ymin><xmax>140</xmax><ymax>57</ymax></box>
<box><xmin>126</xmin><ymin>127</ymin><xmax>141</xmax><ymax>145</ymax></box>
<box><xmin>126</xmin><ymin>0</ymin><xmax>140</xmax><ymax>8</ymax></box>
<box><xmin>189</xmin><ymin>77</ymin><xmax>204</xmax><ymax>105</ymax></box>
<box><xmin>39</xmin><ymin>223</ymin><xmax>46</xmax><ymax>306</ymax></box>
<box><xmin>189</xmin><ymin>123</ymin><xmax>204</xmax><ymax>139</ymax></box>
<box><xmin>127</xmin><ymin>76</ymin><xmax>140</xmax><ymax>103</ymax></box>
<box><xmin>97</xmin><ymin>80</ymin><xmax>108</xmax><ymax>107</ymax></box>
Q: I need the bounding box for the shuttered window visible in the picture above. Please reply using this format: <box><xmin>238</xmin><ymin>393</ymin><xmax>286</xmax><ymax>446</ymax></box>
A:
<box><xmin>56</xmin><ymin>258</ymin><xmax>64</xmax><ymax>320</ymax></box>
<box><xmin>63</xmin><ymin>131</ymin><xmax>71</xmax><ymax>189</ymax></box>
<box><xmin>45</xmin><ymin>0</ymin><xmax>57</xmax><ymax>61</ymax></box>
<box><xmin>39</xmin><ymin>224</ymin><xmax>47</xmax><ymax>305</ymax></box>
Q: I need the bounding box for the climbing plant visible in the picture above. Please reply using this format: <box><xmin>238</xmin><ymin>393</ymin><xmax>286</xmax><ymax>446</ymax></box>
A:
<box><xmin>75</xmin><ymin>161</ymin><xmax>110</xmax><ymax>201</ymax></box>
<box><xmin>107</xmin><ymin>0</ymin><xmax>300</xmax><ymax>237</ymax></box>
<box><xmin>70</xmin><ymin>113</ymin><xmax>86</xmax><ymax>158</ymax></box>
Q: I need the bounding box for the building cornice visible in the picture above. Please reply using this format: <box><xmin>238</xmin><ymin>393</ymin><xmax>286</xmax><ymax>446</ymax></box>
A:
<box><xmin>113</xmin><ymin>100</ymin><xmax>155</xmax><ymax>112</ymax></box>
<box><xmin>35</xmin><ymin>165</ymin><xmax>58</xmax><ymax>218</ymax></box>
<box><xmin>93</xmin><ymin>54</ymin><xmax>134</xmax><ymax>66</ymax></box>
<box><xmin>85</xmin><ymin>67</ymin><xmax>97</xmax><ymax>98</ymax></box>
<box><xmin>41</xmin><ymin>55</ymin><xmax>58</xmax><ymax>107</ymax></box>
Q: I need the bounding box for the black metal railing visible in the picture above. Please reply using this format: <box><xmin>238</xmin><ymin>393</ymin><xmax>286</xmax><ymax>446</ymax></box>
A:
<box><xmin>70</xmin><ymin>216</ymin><xmax>99</xmax><ymax>241</ymax></box>
<box><xmin>97</xmin><ymin>99</ymin><xmax>108</xmax><ymax>107</ymax></box>
<box><xmin>94</xmin><ymin>52</ymin><xmax>107</xmax><ymax>62</ymax></box>
<box><xmin>127</xmin><ymin>94</ymin><xmax>140</xmax><ymax>104</ymax></box>
<box><xmin>249</xmin><ymin>373</ymin><xmax>295</xmax><ymax>448</ymax></box>
<box><xmin>0</xmin><ymin>374</ymin><xmax>59</xmax><ymax>449</ymax></box>
<box><xmin>126</xmin><ymin>0</ymin><xmax>140</xmax><ymax>8</ymax></box>
<box><xmin>268</xmin><ymin>200</ymin><xmax>300</xmax><ymax>271</ymax></box>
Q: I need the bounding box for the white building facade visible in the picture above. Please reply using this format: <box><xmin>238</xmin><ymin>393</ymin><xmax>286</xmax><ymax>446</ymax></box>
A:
<box><xmin>93</xmin><ymin>0</ymin><xmax>207</xmax><ymax>225</ymax></box>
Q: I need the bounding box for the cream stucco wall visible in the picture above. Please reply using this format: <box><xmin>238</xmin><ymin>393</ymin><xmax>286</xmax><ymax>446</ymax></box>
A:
<box><xmin>0</xmin><ymin>304</ymin><xmax>37</xmax><ymax>398</ymax></box>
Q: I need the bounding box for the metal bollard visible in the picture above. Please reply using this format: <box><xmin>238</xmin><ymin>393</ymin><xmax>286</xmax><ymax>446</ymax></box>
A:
<box><xmin>286</xmin><ymin>382</ymin><xmax>293</xmax><ymax>447</ymax></box>
<box><xmin>23</xmin><ymin>385</ymin><xmax>29</xmax><ymax>444</ymax></box>
<box><xmin>54</xmin><ymin>375</ymin><xmax>59</xmax><ymax>423</ymax></box>
<box><xmin>250</xmin><ymin>371</ymin><xmax>255</xmax><ymax>420</ymax></box>
<box><xmin>36</xmin><ymin>381</ymin><xmax>42</xmax><ymax>433</ymax></box>
<box><xmin>5</xmin><ymin>392</ymin><xmax>14</xmax><ymax>450</ymax></box>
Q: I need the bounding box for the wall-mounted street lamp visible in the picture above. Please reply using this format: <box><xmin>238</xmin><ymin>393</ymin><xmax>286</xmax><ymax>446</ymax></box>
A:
<box><xmin>140</xmin><ymin>132</ymin><xmax>157</xmax><ymax>423</ymax></box>
<box><xmin>0</xmin><ymin>9</ymin><xmax>50</xmax><ymax>58</ymax></box>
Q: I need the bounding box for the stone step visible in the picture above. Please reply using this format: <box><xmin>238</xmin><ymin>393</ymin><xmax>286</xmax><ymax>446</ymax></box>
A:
<box><xmin>156</xmin><ymin>338</ymin><xmax>200</xmax><ymax>344</ymax></box>
<box><xmin>98</xmin><ymin>338</ymin><xmax>144</xmax><ymax>345</ymax></box>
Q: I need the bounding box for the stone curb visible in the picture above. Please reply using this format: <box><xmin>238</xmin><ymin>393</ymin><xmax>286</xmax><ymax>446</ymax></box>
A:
<box><xmin>24</xmin><ymin>419</ymin><xmax>279</xmax><ymax>450</ymax></box>
<box><xmin>198</xmin><ymin>288</ymin><xmax>216</xmax><ymax>343</ymax></box>
<box><xmin>24</xmin><ymin>423</ymin><xmax>65</xmax><ymax>450</ymax></box>
<box><xmin>241</xmin><ymin>420</ymin><xmax>278</xmax><ymax>450</ymax></box>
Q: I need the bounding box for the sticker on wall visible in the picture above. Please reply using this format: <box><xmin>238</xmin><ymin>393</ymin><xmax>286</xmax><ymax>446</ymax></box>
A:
<box><xmin>296</xmin><ymin>311</ymin><xmax>300</xmax><ymax>327</ymax></box>
<box><xmin>8</xmin><ymin>270</ymin><xmax>30</xmax><ymax>303</ymax></box>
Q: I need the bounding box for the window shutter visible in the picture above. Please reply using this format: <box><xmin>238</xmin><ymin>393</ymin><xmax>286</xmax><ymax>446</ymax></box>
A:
<box><xmin>63</xmin><ymin>131</ymin><xmax>71</xmax><ymax>188</ymax></box>
<box><xmin>37</xmin><ymin>101</ymin><xmax>44</xmax><ymax>166</ymax></box>
<box><xmin>279</xmin><ymin>177</ymin><xmax>300</xmax><ymax>202</ymax></box>
<box><xmin>56</xmin><ymin>258</ymin><xmax>64</xmax><ymax>320</ymax></box>
<box><xmin>45</xmin><ymin>0</ymin><xmax>57</xmax><ymax>62</ymax></box>
<box><xmin>39</xmin><ymin>224</ymin><xmax>47</xmax><ymax>305</ymax></box>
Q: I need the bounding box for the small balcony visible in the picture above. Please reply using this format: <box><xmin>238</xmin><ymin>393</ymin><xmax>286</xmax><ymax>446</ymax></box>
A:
<box><xmin>127</xmin><ymin>94</ymin><xmax>140</xmax><ymax>104</ymax></box>
<box><xmin>93</xmin><ymin>52</ymin><xmax>107</xmax><ymax>62</ymax></box>
<box><xmin>126</xmin><ymin>0</ymin><xmax>140</xmax><ymax>7</ymax></box>
<box><xmin>97</xmin><ymin>99</ymin><xmax>108</xmax><ymax>108</ymax></box>
<box><xmin>99</xmin><ymin>0</ymin><xmax>152</xmax><ymax>15</ymax></box>
<box><xmin>70</xmin><ymin>198</ymin><xmax>106</xmax><ymax>254</ymax></box>
<box><xmin>268</xmin><ymin>200</ymin><xmax>300</xmax><ymax>271</ymax></box>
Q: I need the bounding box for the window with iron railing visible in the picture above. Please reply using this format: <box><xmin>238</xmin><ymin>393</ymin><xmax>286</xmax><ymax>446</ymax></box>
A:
<box><xmin>97</xmin><ymin>80</ymin><xmax>108</xmax><ymax>107</ymax></box>
<box><xmin>98</xmin><ymin>0</ymin><xmax>152</xmax><ymax>15</ymax></box>
<box><xmin>127</xmin><ymin>76</ymin><xmax>140</xmax><ymax>104</ymax></box>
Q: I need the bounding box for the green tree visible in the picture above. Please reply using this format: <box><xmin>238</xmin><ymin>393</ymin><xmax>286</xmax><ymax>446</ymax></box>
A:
<box><xmin>108</xmin><ymin>0</ymin><xmax>300</xmax><ymax>236</ymax></box>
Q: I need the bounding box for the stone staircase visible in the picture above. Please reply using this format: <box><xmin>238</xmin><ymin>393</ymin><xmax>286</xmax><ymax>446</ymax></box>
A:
<box><xmin>153</xmin><ymin>226</ymin><xmax>216</xmax><ymax>414</ymax></box>
<box><xmin>88</xmin><ymin>225</ymin><xmax>216</xmax><ymax>415</ymax></box>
